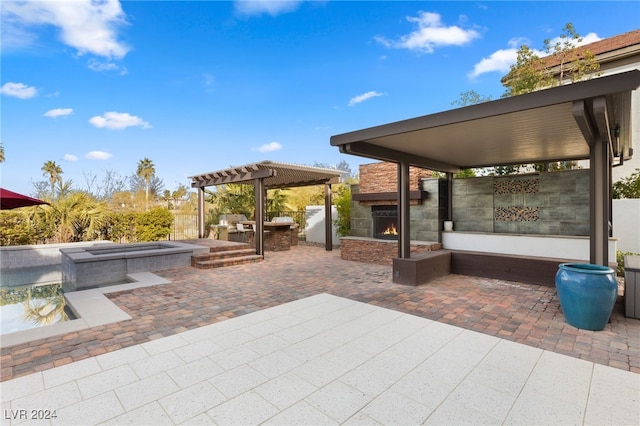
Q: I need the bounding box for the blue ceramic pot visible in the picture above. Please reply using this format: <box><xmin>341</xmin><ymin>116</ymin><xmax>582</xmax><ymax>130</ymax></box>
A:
<box><xmin>555</xmin><ymin>263</ymin><xmax>617</xmax><ymax>331</ymax></box>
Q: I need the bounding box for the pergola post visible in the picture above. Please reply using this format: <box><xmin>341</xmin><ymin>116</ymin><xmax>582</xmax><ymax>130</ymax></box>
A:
<box><xmin>324</xmin><ymin>183</ymin><xmax>332</xmax><ymax>251</ymax></box>
<box><xmin>197</xmin><ymin>187</ymin><xmax>205</xmax><ymax>238</ymax></box>
<box><xmin>397</xmin><ymin>161</ymin><xmax>411</xmax><ymax>259</ymax></box>
<box><xmin>254</xmin><ymin>178</ymin><xmax>265</xmax><ymax>257</ymax></box>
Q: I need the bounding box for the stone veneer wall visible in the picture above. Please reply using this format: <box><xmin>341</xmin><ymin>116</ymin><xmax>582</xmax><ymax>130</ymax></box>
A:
<box><xmin>359</xmin><ymin>161</ymin><xmax>432</xmax><ymax>196</ymax></box>
<box><xmin>452</xmin><ymin>169</ymin><xmax>590</xmax><ymax>235</ymax></box>
<box><xmin>340</xmin><ymin>237</ymin><xmax>442</xmax><ymax>266</ymax></box>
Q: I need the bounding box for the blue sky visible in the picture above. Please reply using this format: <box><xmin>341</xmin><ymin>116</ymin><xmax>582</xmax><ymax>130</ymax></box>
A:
<box><xmin>1</xmin><ymin>1</ymin><xmax>639</xmax><ymax>196</ymax></box>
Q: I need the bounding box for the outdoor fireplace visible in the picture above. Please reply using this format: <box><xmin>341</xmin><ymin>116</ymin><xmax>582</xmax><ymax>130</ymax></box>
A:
<box><xmin>372</xmin><ymin>206</ymin><xmax>398</xmax><ymax>240</ymax></box>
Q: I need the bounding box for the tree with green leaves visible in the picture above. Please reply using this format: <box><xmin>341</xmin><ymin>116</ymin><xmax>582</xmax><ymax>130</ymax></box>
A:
<box><xmin>41</xmin><ymin>160</ymin><xmax>63</xmax><ymax>198</ymax></box>
<box><xmin>543</xmin><ymin>23</ymin><xmax>600</xmax><ymax>85</ymax></box>
<box><xmin>613</xmin><ymin>168</ymin><xmax>640</xmax><ymax>199</ymax></box>
<box><xmin>502</xmin><ymin>23</ymin><xmax>600</xmax><ymax>97</ymax></box>
<box><xmin>136</xmin><ymin>158</ymin><xmax>156</xmax><ymax>211</ymax></box>
<box><xmin>451</xmin><ymin>90</ymin><xmax>491</xmax><ymax>107</ymax></box>
<box><xmin>0</xmin><ymin>142</ymin><xmax>5</xmax><ymax>163</ymax></box>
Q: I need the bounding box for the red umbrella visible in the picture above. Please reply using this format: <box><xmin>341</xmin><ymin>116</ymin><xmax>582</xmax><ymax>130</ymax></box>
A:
<box><xmin>0</xmin><ymin>188</ymin><xmax>49</xmax><ymax>210</ymax></box>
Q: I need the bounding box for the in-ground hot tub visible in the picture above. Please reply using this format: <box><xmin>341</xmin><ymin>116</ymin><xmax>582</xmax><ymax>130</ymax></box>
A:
<box><xmin>61</xmin><ymin>241</ymin><xmax>208</xmax><ymax>292</ymax></box>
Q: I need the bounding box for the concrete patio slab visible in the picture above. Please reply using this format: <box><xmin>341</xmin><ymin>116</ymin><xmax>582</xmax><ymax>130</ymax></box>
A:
<box><xmin>1</xmin><ymin>293</ymin><xmax>638</xmax><ymax>425</ymax></box>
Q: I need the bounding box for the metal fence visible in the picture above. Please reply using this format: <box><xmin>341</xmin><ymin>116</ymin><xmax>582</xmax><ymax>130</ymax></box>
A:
<box><xmin>171</xmin><ymin>211</ymin><xmax>308</xmax><ymax>241</ymax></box>
<box><xmin>170</xmin><ymin>214</ymin><xmax>199</xmax><ymax>240</ymax></box>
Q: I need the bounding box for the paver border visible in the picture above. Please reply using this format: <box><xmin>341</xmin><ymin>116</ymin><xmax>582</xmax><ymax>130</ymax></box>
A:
<box><xmin>0</xmin><ymin>272</ymin><xmax>171</xmax><ymax>348</ymax></box>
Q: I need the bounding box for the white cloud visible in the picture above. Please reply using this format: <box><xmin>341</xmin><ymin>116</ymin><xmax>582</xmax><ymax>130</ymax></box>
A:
<box><xmin>89</xmin><ymin>112</ymin><xmax>151</xmax><ymax>130</ymax></box>
<box><xmin>349</xmin><ymin>91</ymin><xmax>383</xmax><ymax>107</ymax></box>
<box><xmin>1</xmin><ymin>82</ymin><xmax>37</xmax><ymax>99</ymax></box>
<box><xmin>88</xmin><ymin>59</ymin><xmax>128</xmax><ymax>75</ymax></box>
<box><xmin>375</xmin><ymin>11</ymin><xmax>480</xmax><ymax>53</ymax></box>
<box><xmin>1</xmin><ymin>0</ymin><xmax>130</xmax><ymax>59</ymax></box>
<box><xmin>256</xmin><ymin>141</ymin><xmax>283</xmax><ymax>152</ymax></box>
<box><xmin>44</xmin><ymin>108</ymin><xmax>73</xmax><ymax>118</ymax></box>
<box><xmin>469</xmin><ymin>32</ymin><xmax>601</xmax><ymax>79</ymax></box>
<box><xmin>234</xmin><ymin>0</ymin><xmax>303</xmax><ymax>17</ymax></box>
<box><xmin>85</xmin><ymin>151</ymin><xmax>113</xmax><ymax>160</ymax></box>
<box><xmin>468</xmin><ymin>48</ymin><xmax>517</xmax><ymax>78</ymax></box>
<box><xmin>64</xmin><ymin>154</ymin><xmax>78</xmax><ymax>161</ymax></box>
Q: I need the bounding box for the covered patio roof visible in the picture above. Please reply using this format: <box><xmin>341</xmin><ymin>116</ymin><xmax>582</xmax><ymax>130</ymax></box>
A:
<box><xmin>331</xmin><ymin>70</ymin><xmax>640</xmax><ymax>173</ymax></box>
<box><xmin>330</xmin><ymin>70</ymin><xmax>640</xmax><ymax>267</ymax></box>
<box><xmin>189</xmin><ymin>160</ymin><xmax>342</xmax><ymax>189</ymax></box>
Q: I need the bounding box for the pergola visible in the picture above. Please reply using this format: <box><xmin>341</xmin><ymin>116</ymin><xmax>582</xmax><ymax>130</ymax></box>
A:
<box><xmin>189</xmin><ymin>160</ymin><xmax>343</xmax><ymax>255</ymax></box>
<box><xmin>331</xmin><ymin>70</ymin><xmax>640</xmax><ymax>266</ymax></box>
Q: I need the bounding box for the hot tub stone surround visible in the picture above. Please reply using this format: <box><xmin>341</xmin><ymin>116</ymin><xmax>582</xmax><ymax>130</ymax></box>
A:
<box><xmin>61</xmin><ymin>242</ymin><xmax>208</xmax><ymax>292</ymax></box>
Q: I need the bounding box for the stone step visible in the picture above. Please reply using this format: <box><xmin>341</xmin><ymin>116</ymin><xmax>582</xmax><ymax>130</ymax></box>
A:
<box><xmin>191</xmin><ymin>248</ymin><xmax>257</xmax><ymax>264</ymax></box>
<box><xmin>208</xmin><ymin>243</ymin><xmax>252</xmax><ymax>253</ymax></box>
<box><xmin>192</xmin><ymin>254</ymin><xmax>264</xmax><ymax>269</ymax></box>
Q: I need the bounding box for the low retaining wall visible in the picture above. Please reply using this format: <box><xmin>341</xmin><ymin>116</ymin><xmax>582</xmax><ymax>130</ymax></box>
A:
<box><xmin>0</xmin><ymin>241</ymin><xmax>112</xmax><ymax>269</ymax></box>
<box><xmin>442</xmin><ymin>231</ymin><xmax>617</xmax><ymax>264</ymax></box>
<box><xmin>0</xmin><ymin>241</ymin><xmax>112</xmax><ymax>287</ymax></box>
<box><xmin>340</xmin><ymin>237</ymin><xmax>441</xmax><ymax>266</ymax></box>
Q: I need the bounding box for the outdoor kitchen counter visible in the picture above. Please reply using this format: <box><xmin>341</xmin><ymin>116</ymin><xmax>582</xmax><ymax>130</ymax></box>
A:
<box><xmin>239</xmin><ymin>221</ymin><xmax>293</xmax><ymax>251</ymax></box>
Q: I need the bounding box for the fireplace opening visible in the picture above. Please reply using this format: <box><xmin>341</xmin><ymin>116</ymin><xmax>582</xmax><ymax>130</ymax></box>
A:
<box><xmin>372</xmin><ymin>206</ymin><xmax>398</xmax><ymax>240</ymax></box>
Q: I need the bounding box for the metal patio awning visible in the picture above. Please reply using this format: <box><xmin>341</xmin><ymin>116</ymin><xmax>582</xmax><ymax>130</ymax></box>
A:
<box><xmin>330</xmin><ymin>70</ymin><xmax>640</xmax><ymax>267</ymax></box>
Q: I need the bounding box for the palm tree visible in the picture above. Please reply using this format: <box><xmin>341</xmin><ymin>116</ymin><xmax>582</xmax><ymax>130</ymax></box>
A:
<box><xmin>41</xmin><ymin>160</ymin><xmax>63</xmax><ymax>198</ymax></box>
<box><xmin>136</xmin><ymin>158</ymin><xmax>155</xmax><ymax>211</ymax></box>
<box><xmin>22</xmin><ymin>287</ymin><xmax>69</xmax><ymax>326</ymax></box>
<box><xmin>0</xmin><ymin>142</ymin><xmax>5</xmax><ymax>163</ymax></box>
<box><xmin>36</xmin><ymin>192</ymin><xmax>107</xmax><ymax>242</ymax></box>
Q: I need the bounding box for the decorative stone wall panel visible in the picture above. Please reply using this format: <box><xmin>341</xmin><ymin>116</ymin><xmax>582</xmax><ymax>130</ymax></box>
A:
<box><xmin>495</xmin><ymin>206</ymin><xmax>540</xmax><ymax>222</ymax></box>
<box><xmin>493</xmin><ymin>178</ymin><xmax>539</xmax><ymax>194</ymax></box>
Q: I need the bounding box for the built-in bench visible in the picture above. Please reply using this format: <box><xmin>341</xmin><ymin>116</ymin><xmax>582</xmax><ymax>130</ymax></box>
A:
<box><xmin>449</xmin><ymin>250</ymin><xmax>580</xmax><ymax>287</ymax></box>
<box><xmin>391</xmin><ymin>249</ymin><xmax>602</xmax><ymax>287</ymax></box>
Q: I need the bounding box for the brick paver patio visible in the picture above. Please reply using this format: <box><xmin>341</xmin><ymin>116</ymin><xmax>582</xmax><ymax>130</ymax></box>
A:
<box><xmin>2</xmin><ymin>244</ymin><xmax>639</xmax><ymax>382</ymax></box>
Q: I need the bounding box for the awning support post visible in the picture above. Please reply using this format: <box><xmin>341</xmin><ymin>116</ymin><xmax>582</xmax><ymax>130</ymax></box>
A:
<box><xmin>398</xmin><ymin>161</ymin><xmax>411</xmax><ymax>259</ymax></box>
<box><xmin>446</xmin><ymin>172</ymin><xmax>453</xmax><ymax>222</ymax></box>
<box><xmin>589</xmin><ymin>97</ymin><xmax>612</xmax><ymax>267</ymax></box>
<box><xmin>590</xmin><ymin>135</ymin><xmax>610</xmax><ymax>266</ymax></box>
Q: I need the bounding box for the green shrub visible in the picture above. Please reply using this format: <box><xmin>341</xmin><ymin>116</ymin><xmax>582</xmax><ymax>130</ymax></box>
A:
<box><xmin>616</xmin><ymin>250</ymin><xmax>639</xmax><ymax>276</ymax></box>
<box><xmin>333</xmin><ymin>185</ymin><xmax>351</xmax><ymax>237</ymax></box>
<box><xmin>135</xmin><ymin>208</ymin><xmax>174</xmax><ymax>241</ymax></box>
<box><xmin>0</xmin><ymin>211</ymin><xmax>39</xmax><ymax>246</ymax></box>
